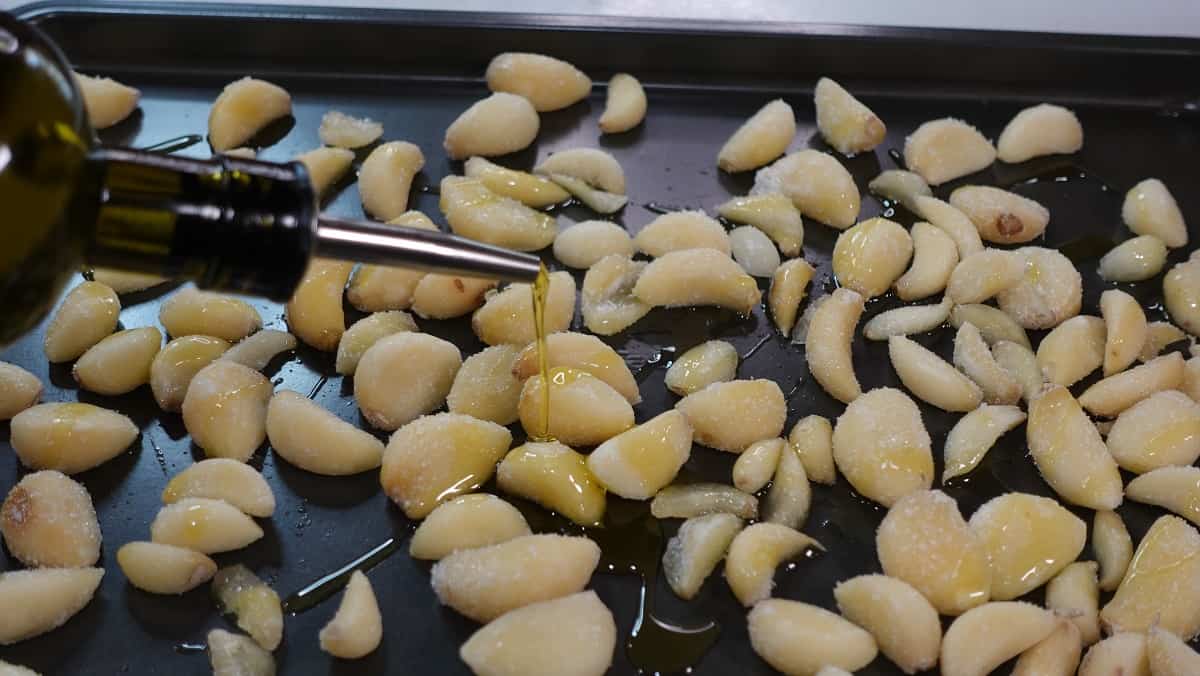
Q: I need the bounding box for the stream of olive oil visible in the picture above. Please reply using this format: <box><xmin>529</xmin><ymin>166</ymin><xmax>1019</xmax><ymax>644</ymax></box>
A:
<box><xmin>531</xmin><ymin>263</ymin><xmax>552</xmax><ymax>441</ymax></box>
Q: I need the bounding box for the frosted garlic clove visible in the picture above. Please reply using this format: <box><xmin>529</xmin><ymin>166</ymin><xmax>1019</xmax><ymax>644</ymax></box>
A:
<box><xmin>632</xmin><ymin>248</ymin><xmax>760</xmax><ymax>314</ymax></box>
<box><xmin>266</xmin><ymin>391</ymin><xmax>384</xmax><ymax>476</ymax></box>
<box><xmin>599</xmin><ymin>73</ymin><xmax>646</xmax><ymax>133</ymax></box>
<box><xmin>497</xmin><ymin>442</ymin><xmax>606</xmax><ymax>526</ymax></box>
<box><xmin>587</xmin><ymin>410</ymin><xmax>692</xmax><ymax>500</ymax></box>
<box><xmin>117</xmin><ymin>541</ymin><xmax>216</xmax><ymax>595</ymax></box>
<box><xmin>485</xmin><ymin>52</ymin><xmax>590</xmax><ymax>112</ymax></box>
<box><xmin>150</xmin><ymin>335</ymin><xmax>230</xmax><ymax>411</ymax></box>
<box><xmin>345</xmin><ymin>211</ymin><xmax>438</xmax><ymax>313</ymax></box>
<box><xmin>806</xmin><ymin>288</ymin><xmax>865</xmax><ymax>403</ymax></box>
<box><xmin>318</xmin><ymin>110</ymin><xmax>383</xmax><ymax>148</ymax></box>
<box><xmin>833</xmin><ymin>387</ymin><xmax>934</xmax><ymax>506</ymax></box>
<box><xmin>319</xmin><ymin>571</ymin><xmax>381</xmax><ymax>659</ymax></box>
<box><xmin>914</xmin><ymin>195</ymin><xmax>985</xmax><ymax>258</ymax></box>
<box><xmin>150</xmin><ymin>498</ymin><xmax>264</xmax><ymax>554</ymax></box>
<box><xmin>580</xmin><ymin>254</ymin><xmax>651</xmax><ymax>335</ymax></box>
<box><xmin>877</xmin><ymin>489</ymin><xmax>991</xmax><ymax>615</ymax></box>
<box><xmin>0</xmin><ymin>568</ymin><xmax>104</xmax><ymax>645</ymax></box>
<box><xmin>1046</xmin><ymin>561</ymin><xmax>1101</xmax><ymax>645</ymax></box>
<box><xmin>10</xmin><ymin>402</ymin><xmax>138</xmax><ymax>474</ymax></box>
<box><xmin>1140</xmin><ymin>321</ymin><xmax>1187</xmax><ymax>362</ymax></box>
<box><xmin>954</xmin><ymin>321</ymin><xmax>1021</xmax><ymax>404</ymax></box>
<box><xmin>335</xmin><ymin>311</ymin><xmax>417</xmax><ymax>375</ymax></box>
<box><xmin>552</xmin><ymin>221</ymin><xmax>633</xmax><ymax>268</ymax></box>
<box><xmin>460</xmin><ymin>591</ymin><xmax>616</xmax><ymax>676</ymax></box>
<box><xmin>650</xmin><ymin>483</ymin><xmax>758</xmax><ymax>520</ymax></box>
<box><xmin>788</xmin><ymin>415</ymin><xmax>835</xmax><ymax>485</ymax></box>
<box><xmin>1106</xmin><ymin>390</ymin><xmax>1200</xmax><ymax>473</ymax></box>
<box><xmin>381</xmin><ymin>412</ymin><xmax>512</xmax><ymax>519</ymax></box>
<box><xmin>295</xmin><ymin>146</ymin><xmax>354</xmax><ymax>199</ymax></box>
<box><xmin>663</xmin><ymin>513</ymin><xmax>743</xmax><ymax>600</ymax></box>
<box><xmin>207</xmin><ymin>77</ymin><xmax>291</xmax><ymax>152</ymax></box>
<box><xmin>447</xmin><ymin>345</ymin><xmax>523</xmax><ymax>425</ymax></box>
<box><xmin>182</xmin><ymin>361</ymin><xmax>272</xmax><ymax>462</ymax></box>
<box><xmin>212</xmin><ymin>565</ymin><xmax>282</xmax><ymax>651</ymax></box>
<box><xmin>1011</xmin><ymin>620</ymin><xmax>1082</xmax><ymax>676</ymax></box>
<box><xmin>43</xmin><ymin>281</ymin><xmax>120</xmax><ymax>362</ymax></box>
<box><xmin>512</xmin><ymin>332</ymin><xmax>639</xmax><ymax>403</ymax></box>
<box><xmin>967</xmin><ymin>492</ymin><xmax>1086</xmax><ymax>600</ymax></box>
<box><xmin>762</xmin><ymin>437</ymin><xmax>812</xmax><ymax>531</ymax></box>
<box><xmin>207</xmin><ymin>629</ymin><xmax>274</xmax><ymax>676</ymax></box>
<box><xmin>725</xmin><ymin>522</ymin><xmax>823</xmax><ymax>606</ymax></box>
<box><xmin>159</xmin><ymin>287</ymin><xmax>261</xmax><ymax>342</ymax></box>
<box><xmin>664</xmin><ymin>340</ymin><xmax>738</xmax><ymax>397</ymax></box>
<box><xmin>431</xmin><ymin>534</ymin><xmax>600</xmax><ymax>622</ymax></box>
<box><xmin>833</xmin><ymin>574</ymin><xmax>942</xmax><ymax>675</ymax></box>
<box><xmin>1026</xmin><ymin>385</ymin><xmax>1123</xmax><ymax>509</ymax></box>
<box><xmin>1123</xmin><ymin>178</ymin><xmax>1188</xmax><ymax>248</ymax></box>
<box><xmin>440</xmin><ymin>176</ymin><xmax>557</xmax><ymax>251</ymax></box>
<box><xmin>675</xmin><ymin>379</ymin><xmax>785</xmax><ymax>453</ymax></box>
<box><xmin>633</xmin><ymin>210</ymin><xmax>731</xmax><ymax>257</ymax></box>
<box><xmin>1099</xmin><ymin>234</ymin><xmax>1168</xmax><ymax>282</ymax></box>
<box><xmin>0</xmin><ymin>362</ymin><xmax>41</xmax><ymax>420</ymax></box>
<box><xmin>412</xmin><ymin>274</ymin><xmax>497</xmax><ymax>320</ymax></box>
<box><xmin>832</xmin><ymin>217</ymin><xmax>914</xmax><ymax>298</ymax></box>
<box><xmin>74</xmin><ymin>72</ymin><xmax>139</xmax><ymax>128</ymax></box>
<box><xmin>1147</xmin><ymin>625</ymin><xmax>1200</xmax><ymax>676</ymax></box>
<box><xmin>717</xmin><ymin>193</ymin><xmax>804</xmax><ymax>257</ymax></box>
<box><xmin>535</xmin><ymin>148</ymin><xmax>625</xmax><ymax>194</ymax></box>
<box><xmin>729</xmin><ymin>226</ymin><xmax>781</xmax><ymax>277</ymax></box>
<box><xmin>942</xmin><ymin>404</ymin><xmax>1026</xmax><ymax>481</ymax></box>
<box><xmin>444</xmin><ymin>92</ymin><xmax>539</xmax><ymax>159</ymax></box>
<box><xmin>72</xmin><ymin>326</ymin><xmax>161</xmax><ymax>395</ymax></box>
<box><xmin>1188</xmin><ymin>356</ymin><xmax>1200</xmax><ymax>400</ymax></box>
<box><xmin>1036</xmin><ymin>315</ymin><xmax>1106</xmax><ymax>386</ymax></box>
<box><xmin>473</xmin><ymin>272</ymin><xmax>576</xmax><ymax>346</ymax></box>
<box><xmin>1126</xmin><ymin>466</ymin><xmax>1200</xmax><ymax>526</ymax></box>
<box><xmin>1101</xmin><ymin>289</ymin><xmax>1148</xmax><ymax>376</ymax></box>
<box><xmin>946</xmin><ymin>248</ymin><xmax>1024</xmax><ymax>304</ymax></box>
<box><xmin>998</xmin><ymin>246</ymin><xmax>1083</xmax><ymax>330</ymax></box>
<box><xmin>1</xmin><ymin>470</ymin><xmax>101</xmax><ymax>568</ymax></box>
<box><xmin>717</xmin><ymin>99</ymin><xmax>796</xmax><ymax>173</ymax></box>
<box><xmin>868</xmin><ymin>169</ymin><xmax>932</xmax><ymax>214</ymax></box>
<box><xmin>992</xmin><ymin>340</ymin><xmax>1043</xmax><ymax>402</ymax></box>
<box><xmin>546</xmin><ymin>173</ymin><xmax>628</xmax><ymax>214</ymax></box>
<box><xmin>90</xmin><ymin>268</ymin><xmax>167</xmax><ymax>294</ymax></box>
<box><xmin>410</xmin><ymin>494</ymin><xmax>531</xmax><ymax>561</ymax></box>
<box><xmin>863</xmin><ymin>297</ymin><xmax>952</xmax><ymax>341</ymax></box>
<box><xmin>464</xmin><ymin>156</ymin><xmax>569</xmax><ymax>208</ymax></box>
<box><xmin>941</xmin><ymin>602</ymin><xmax>1057</xmax><ymax>676</ymax></box>
<box><xmin>951</xmin><ymin>306</ymin><xmax>1030</xmax><ymax>350</ymax></box>
<box><xmin>1078</xmin><ymin>633</ymin><xmax>1149</xmax><ymax>676</ymax></box>
<box><xmin>895</xmin><ymin>222</ymin><xmax>958</xmax><ymax>301</ymax></box>
<box><xmin>221</xmin><ymin>329</ymin><xmax>297</xmax><ymax>372</ymax></box>
<box><xmin>814</xmin><ymin>77</ymin><xmax>886</xmax><ymax>155</ymax></box>
<box><xmin>162</xmin><ymin>458</ymin><xmax>275</xmax><ymax>517</ymax></box>
<box><xmin>355</xmin><ymin>332</ymin><xmax>462</xmax><ymax>431</ymax></box>
<box><xmin>1101</xmin><ymin>515</ymin><xmax>1200</xmax><ymax>638</ymax></box>
<box><xmin>1078</xmin><ymin>352</ymin><xmax>1185</xmax><ymax>417</ymax></box>
<box><xmin>949</xmin><ymin>185</ymin><xmax>1050</xmax><ymax>244</ymax></box>
<box><xmin>286</xmin><ymin>259</ymin><xmax>353</xmax><ymax>351</ymax></box>
<box><xmin>1094</xmin><ymin>510</ymin><xmax>1133</xmax><ymax>593</ymax></box>
<box><xmin>751</xmin><ymin>150</ymin><xmax>860</xmax><ymax>229</ymax></box>
<box><xmin>997</xmin><ymin>103</ymin><xmax>1083</xmax><ymax>162</ymax></box>
<box><xmin>747</xmin><ymin>600</ymin><xmax>877</xmax><ymax>675</ymax></box>
<box><xmin>768</xmin><ymin>258</ymin><xmax>814</xmax><ymax>336</ymax></box>
<box><xmin>1164</xmin><ymin>252</ymin><xmax>1200</xmax><ymax>336</ymax></box>
<box><xmin>518</xmin><ymin>368</ymin><xmax>634</xmax><ymax>446</ymax></box>
<box><xmin>732</xmin><ymin>438</ymin><xmax>783</xmax><ymax>494</ymax></box>
<box><xmin>888</xmin><ymin>335</ymin><xmax>983</xmax><ymax>412</ymax></box>
<box><xmin>904</xmin><ymin>117</ymin><xmax>996</xmax><ymax>186</ymax></box>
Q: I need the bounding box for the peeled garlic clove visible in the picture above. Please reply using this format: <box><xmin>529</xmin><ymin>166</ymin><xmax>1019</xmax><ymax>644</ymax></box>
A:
<box><xmin>717</xmin><ymin>99</ymin><xmax>795</xmax><ymax>173</ymax></box>
<box><xmin>998</xmin><ymin>246</ymin><xmax>1083</xmax><ymax>330</ymax></box>
<box><xmin>444</xmin><ymin>92</ymin><xmax>539</xmax><ymax>159</ymax></box>
<box><xmin>319</xmin><ymin>570</ymin><xmax>382</xmax><ymax>659</ymax></box>
<box><xmin>676</xmin><ymin>379</ymin><xmax>785</xmax><ymax>453</ymax></box>
<box><xmin>212</xmin><ymin>565</ymin><xmax>282</xmax><ymax>651</ymax></box>
<box><xmin>72</xmin><ymin>326</ymin><xmax>161</xmax><ymax>395</ymax></box>
<box><xmin>1106</xmin><ymin>390</ymin><xmax>1200</xmax><ymax>473</ymax></box>
<box><xmin>182</xmin><ymin>361</ymin><xmax>272</xmax><ymax>462</ymax></box>
<box><xmin>446</xmin><ymin>345</ymin><xmax>523</xmax><ymax>425</ymax></box>
<box><xmin>207</xmin><ymin>77</ymin><xmax>291</xmax><ymax>151</ymax></box>
<box><xmin>75</xmin><ymin>72</ymin><xmax>139</xmax><ymax>128</ymax></box>
<box><xmin>1</xmin><ymin>470</ymin><xmax>101</xmax><ymax>568</ymax></box>
<box><xmin>221</xmin><ymin>329</ymin><xmax>297</xmax><ymax>372</ymax></box>
<box><xmin>1164</xmin><ymin>252</ymin><xmax>1200</xmax><ymax>336</ymax></box>
<box><xmin>863</xmin><ymin>297</ymin><xmax>952</xmax><ymax>341</ymax></box>
<box><xmin>472</xmin><ymin>271</ymin><xmax>576</xmax><ymax>346</ymax></box>
<box><xmin>732</xmin><ymin>438</ymin><xmax>783</xmax><ymax>494</ymax></box>
<box><xmin>949</xmin><ymin>184</ymin><xmax>1050</xmax><ymax>244</ymax></box>
<box><xmin>904</xmin><ymin>117</ymin><xmax>996</xmax><ymax>186</ymax></box>
<box><xmin>295</xmin><ymin>146</ymin><xmax>354</xmax><ymax>199</ymax></box>
<box><xmin>285</xmin><ymin>259</ymin><xmax>352</xmax><ymax>351</ymax></box>
<box><xmin>431</xmin><ymin>534</ymin><xmax>600</xmax><ymax>622</ymax></box>
<box><xmin>1188</xmin><ymin>356</ymin><xmax>1200</xmax><ymax>400</ymax></box>
<box><xmin>497</xmin><ymin>441</ymin><xmax>606</xmax><ymax>526</ymax></box>
<box><xmin>663</xmin><ymin>513</ymin><xmax>743</xmax><ymax>600</ymax></box>
<box><xmin>207</xmin><ymin>628</ymin><xmax>275</xmax><ymax>676</ymax></box>
<box><xmin>968</xmin><ymin>492</ymin><xmax>1086</xmax><ymax>600</ymax></box>
<box><xmin>650</xmin><ymin>483</ymin><xmax>757</xmax><ymax>520</ymax></box>
<box><xmin>762</xmin><ymin>442</ymin><xmax>811</xmax><ymax>530</ymax></box>
<box><xmin>512</xmin><ymin>332</ymin><xmax>639</xmax><ymax>404</ymax></box>
<box><xmin>814</xmin><ymin>77</ymin><xmax>886</xmax><ymax>156</ymax></box>
<box><xmin>717</xmin><ymin>193</ymin><xmax>804</xmax><ymax>257</ymax></box>
<box><xmin>895</xmin><ymin>222</ymin><xmax>958</xmax><ymax>301</ymax></box>
<box><xmin>789</xmin><ymin>415</ymin><xmax>835</xmax><ymax>485</ymax></box>
<box><xmin>1101</xmin><ymin>515</ymin><xmax>1200</xmax><ymax>638</ymax></box>
<box><xmin>833</xmin><ymin>387</ymin><xmax>934</xmax><ymax>506</ymax></box>
<box><xmin>599</xmin><ymin>73</ymin><xmax>646</xmax><ymax>134</ymax></box>
<box><xmin>345</xmin><ymin>212</ymin><xmax>438</xmax><ymax>313</ymax></box>
<box><xmin>10</xmin><ymin>402</ymin><xmax>138</xmax><ymax>474</ymax></box>
<box><xmin>888</xmin><ymin>335</ymin><xmax>984</xmax><ymax>412</ymax></box>
<box><xmin>942</xmin><ymin>404</ymin><xmax>1026</xmax><ymax>481</ymax></box>
<box><xmin>0</xmin><ymin>362</ymin><xmax>41</xmax><ymax>421</ymax></box>
<box><xmin>1036</xmin><ymin>315</ymin><xmax>1106</xmax><ymax>386</ymax></box>
<box><xmin>632</xmin><ymin>248</ymin><xmax>760</xmax><ymax>314</ymax></box>
<box><xmin>806</xmin><ymin>288</ymin><xmax>865</xmax><ymax>403</ymax></box>
<box><xmin>267</xmin><ymin>390</ymin><xmax>384</xmax><ymax>476</ymax></box>
<box><xmin>997</xmin><ymin>103</ymin><xmax>1083</xmax><ymax>162</ymax></box>
<box><xmin>409</xmin><ymin>494</ymin><xmax>531</xmax><ymax>561</ymax></box>
<box><xmin>954</xmin><ymin>321</ymin><xmax>1021</xmax><ymax>404</ymax></box>
<box><xmin>43</xmin><ymin>281</ymin><xmax>120</xmax><ymax>362</ymax></box>
<box><xmin>486</xmin><ymin>52</ymin><xmax>590</xmax><ymax>112</ymax></box>
<box><xmin>355</xmin><ymin>332</ymin><xmax>462</xmax><ymax>431</ymax></box>
<box><xmin>1078</xmin><ymin>352</ymin><xmax>1185</xmax><ymax>417</ymax></box>
<box><xmin>1101</xmin><ymin>289</ymin><xmax>1148</xmax><ymax>377</ymax></box>
<box><xmin>580</xmin><ymin>254</ymin><xmax>651</xmax><ymax>335</ymax></box>
<box><xmin>664</xmin><ymin>340</ymin><xmax>738</xmax><ymax>397</ymax></box>
<box><xmin>441</xmin><ymin>176</ymin><xmax>557</xmax><ymax>252</ymax></box>
<box><xmin>412</xmin><ymin>273</ymin><xmax>497</xmax><ymax>320</ymax></box>
<box><xmin>941</xmin><ymin>602</ymin><xmax>1057</xmax><ymax>676</ymax></box>
<box><xmin>992</xmin><ymin>339</ymin><xmax>1043</xmax><ymax>402</ymax></box>
<box><xmin>357</xmin><ymin>141</ymin><xmax>424</xmax><ymax>220</ymax></box>
<box><xmin>947</xmin><ymin>248</ymin><xmax>1024</xmax><ymax>305</ymax></box>
<box><xmin>914</xmin><ymin>195</ymin><xmax>984</xmax><ymax>258</ymax></box>
<box><xmin>1099</xmin><ymin>234</ymin><xmax>1168</xmax><ymax>282</ymax></box>
<box><xmin>162</xmin><ymin>458</ymin><xmax>274</xmax><ymax>517</ymax></box>
<box><xmin>1123</xmin><ymin>178</ymin><xmax>1188</xmax><ymax>248</ymax></box>
<box><xmin>464</xmin><ymin>156</ymin><xmax>569</xmax><ymax>208</ymax></box>
<box><xmin>1026</xmin><ymin>385</ymin><xmax>1123</xmax><ymax>509</ymax></box>
<box><xmin>90</xmin><ymin>267</ymin><xmax>168</xmax><ymax>294</ymax></box>
<box><xmin>381</xmin><ymin>412</ymin><xmax>512</xmax><ymax>519</ymax></box>
<box><xmin>117</xmin><ymin>541</ymin><xmax>217</xmax><ymax>595</ymax></box>
<box><xmin>751</xmin><ymin>150</ymin><xmax>860</xmax><ymax>229</ymax></box>
<box><xmin>547</xmin><ymin>173</ymin><xmax>628</xmax><ymax>214</ymax></box>
<box><xmin>160</xmin><ymin>287</ymin><xmax>261</xmax><ymax>342</ymax></box>
<box><xmin>729</xmin><ymin>226</ymin><xmax>780</xmax><ymax>277</ymax></box>
<box><xmin>832</xmin><ymin>217</ymin><xmax>913</xmax><ymax>298</ymax></box>
<box><xmin>335</xmin><ymin>311</ymin><xmax>417</xmax><ymax>376</ymax></box>
<box><xmin>1046</xmin><ymin>561</ymin><xmax>1101</xmax><ymax>646</ymax></box>
<box><xmin>150</xmin><ymin>498</ymin><xmax>264</xmax><ymax>554</ymax></box>
<box><xmin>1094</xmin><ymin>510</ymin><xmax>1133</xmax><ymax>593</ymax></box>
<box><xmin>552</xmin><ymin>221</ymin><xmax>633</xmax><ymax>269</ymax></box>
<box><xmin>587</xmin><ymin>410</ymin><xmax>692</xmax><ymax>500</ymax></box>
<box><xmin>0</xmin><ymin>568</ymin><xmax>104</xmax><ymax>645</ymax></box>
<box><xmin>876</xmin><ymin>489</ymin><xmax>991</xmax><ymax>616</ymax></box>
<box><xmin>1078</xmin><ymin>633</ymin><xmax>1149</xmax><ymax>676</ymax></box>
<box><xmin>1147</xmin><ymin>625</ymin><xmax>1200</xmax><ymax>676</ymax></box>
<box><xmin>725</xmin><ymin>522</ymin><xmax>823</xmax><ymax>606</ymax></box>
<box><xmin>868</xmin><ymin>169</ymin><xmax>932</xmax><ymax>214</ymax></box>
<box><xmin>634</xmin><ymin>210</ymin><xmax>730</xmax><ymax>258</ymax></box>
<box><xmin>1126</xmin><ymin>465</ymin><xmax>1200</xmax><ymax>526</ymax></box>
<box><xmin>150</xmin><ymin>335</ymin><xmax>230</xmax><ymax>412</ymax></box>
<box><xmin>768</xmin><ymin>258</ymin><xmax>815</xmax><ymax>336</ymax></box>
<box><xmin>460</xmin><ymin>591</ymin><xmax>615</xmax><ymax>676</ymax></box>
<box><xmin>318</xmin><ymin>110</ymin><xmax>382</xmax><ymax>148</ymax></box>
<box><xmin>535</xmin><ymin>148</ymin><xmax>625</xmax><ymax>194</ymax></box>
<box><xmin>747</xmin><ymin>599</ymin><xmax>876</xmax><ymax>675</ymax></box>
<box><xmin>1140</xmin><ymin>321</ymin><xmax>1187</xmax><ymax>362</ymax></box>
<box><xmin>518</xmin><ymin>368</ymin><xmax>634</xmax><ymax>446</ymax></box>
<box><xmin>833</xmin><ymin>574</ymin><xmax>941</xmax><ymax>675</ymax></box>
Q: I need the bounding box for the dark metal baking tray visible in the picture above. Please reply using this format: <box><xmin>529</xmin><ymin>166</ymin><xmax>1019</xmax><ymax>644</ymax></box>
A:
<box><xmin>3</xmin><ymin>2</ymin><xmax>1200</xmax><ymax>674</ymax></box>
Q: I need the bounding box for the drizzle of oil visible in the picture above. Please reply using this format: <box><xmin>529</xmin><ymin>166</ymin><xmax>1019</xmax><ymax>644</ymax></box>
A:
<box><xmin>531</xmin><ymin>263</ymin><xmax>553</xmax><ymax>441</ymax></box>
<box><xmin>740</xmin><ymin>334</ymin><xmax>772</xmax><ymax>361</ymax></box>
<box><xmin>173</xmin><ymin>642</ymin><xmax>206</xmax><ymax>655</ymax></box>
<box><xmin>887</xmin><ymin>147</ymin><xmax>905</xmax><ymax>169</ymax></box>
<box><xmin>140</xmin><ymin>134</ymin><xmax>204</xmax><ymax>154</ymax></box>
<box><xmin>306</xmin><ymin>375</ymin><xmax>328</xmax><ymax>400</ymax></box>
<box><xmin>149</xmin><ymin>435</ymin><xmax>168</xmax><ymax>477</ymax></box>
<box><xmin>642</xmin><ymin>202</ymin><xmax>691</xmax><ymax>215</ymax></box>
<box><xmin>281</xmin><ymin>537</ymin><xmax>403</xmax><ymax>614</ymax></box>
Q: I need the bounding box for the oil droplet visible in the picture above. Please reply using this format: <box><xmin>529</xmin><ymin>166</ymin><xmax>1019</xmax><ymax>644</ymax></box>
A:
<box><xmin>282</xmin><ymin>537</ymin><xmax>403</xmax><ymax>614</ymax></box>
<box><xmin>173</xmin><ymin>642</ymin><xmax>206</xmax><ymax>655</ymax></box>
